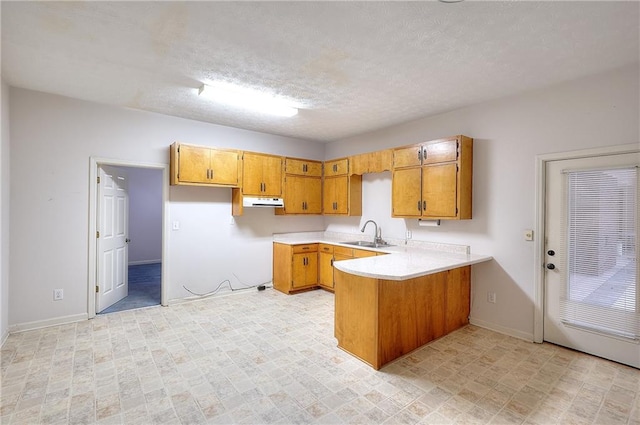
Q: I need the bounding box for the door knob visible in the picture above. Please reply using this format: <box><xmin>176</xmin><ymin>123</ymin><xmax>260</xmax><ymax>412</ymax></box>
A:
<box><xmin>125</xmin><ymin>238</ymin><xmax>131</xmax><ymax>243</ymax></box>
<box><xmin>546</xmin><ymin>263</ymin><xmax>555</xmax><ymax>270</ymax></box>
<box><xmin>547</xmin><ymin>250</ymin><xmax>555</xmax><ymax>256</ymax></box>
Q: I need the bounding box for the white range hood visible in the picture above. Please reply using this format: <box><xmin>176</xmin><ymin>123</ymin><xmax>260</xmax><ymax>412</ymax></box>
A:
<box><xmin>242</xmin><ymin>197</ymin><xmax>284</xmax><ymax>207</ymax></box>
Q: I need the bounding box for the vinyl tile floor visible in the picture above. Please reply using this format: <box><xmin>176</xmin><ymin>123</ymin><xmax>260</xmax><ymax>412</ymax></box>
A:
<box><xmin>1</xmin><ymin>289</ymin><xmax>640</xmax><ymax>425</ymax></box>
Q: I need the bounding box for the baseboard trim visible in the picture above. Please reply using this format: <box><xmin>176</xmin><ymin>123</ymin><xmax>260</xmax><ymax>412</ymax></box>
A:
<box><xmin>0</xmin><ymin>329</ymin><xmax>8</xmax><ymax>347</ymax></box>
<box><xmin>128</xmin><ymin>259</ymin><xmax>161</xmax><ymax>266</ymax></box>
<box><xmin>8</xmin><ymin>313</ymin><xmax>88</xmax><ymax>334</ymax></box>
<box><xmin>469</xmin><ymin>317</ymin><xmax>534</xmax><ymax>342</ymax></box>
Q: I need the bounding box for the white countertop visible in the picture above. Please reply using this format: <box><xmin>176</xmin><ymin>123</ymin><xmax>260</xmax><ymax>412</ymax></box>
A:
<box><xmin>273</xmin><ymin>231</ymin><xmax>492</xmax><ymax>281</ymax></box>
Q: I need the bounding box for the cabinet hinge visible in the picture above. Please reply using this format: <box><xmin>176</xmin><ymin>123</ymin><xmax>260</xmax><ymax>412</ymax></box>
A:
<box><xmin>97</xmin><ymin>176</ymin><xmax>100</xmax><ymax>184</ymax></box>
<box><xmin>95</xmin><ymin>285</ymin><xmax>99</xmax><ymax>293</ymax></box>
<box><xmin>96</xmin><ymin>231</ymin><xmax>100</xmax><ymax>238</ymax></box>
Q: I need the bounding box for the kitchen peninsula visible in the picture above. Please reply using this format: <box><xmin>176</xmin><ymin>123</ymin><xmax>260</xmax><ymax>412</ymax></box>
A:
<box><xmin>273</xmin><ymin>232</ymin><xmax>492</xmax><ymax>369</ymax></box>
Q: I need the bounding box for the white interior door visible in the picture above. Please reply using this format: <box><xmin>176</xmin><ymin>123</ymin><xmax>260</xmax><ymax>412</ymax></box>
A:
<box><xmin>544</xmin><ymin>152</ymin><xmax>639</xmax><ymax>367</ymax></box>
<box><xmin>97</xmin><ymin>165</ymin><xmax>129</xmax><ymax>313</ymax></box>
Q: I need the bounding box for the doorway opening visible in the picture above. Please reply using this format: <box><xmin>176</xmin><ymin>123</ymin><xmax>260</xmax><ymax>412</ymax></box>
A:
<box><xmin>88</xmin><ymin>158</ymin><xmax>169</xmax><ymax>318</ymax></box>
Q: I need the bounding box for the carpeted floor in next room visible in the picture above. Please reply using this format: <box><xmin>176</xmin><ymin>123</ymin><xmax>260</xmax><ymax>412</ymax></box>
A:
<box><xmin>100</xmin><ymin>263</ymin><xmax>161</xmax><ymax>314</ymax></box>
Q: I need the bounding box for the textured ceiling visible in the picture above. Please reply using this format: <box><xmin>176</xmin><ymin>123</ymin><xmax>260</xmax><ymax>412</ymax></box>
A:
<box><xmin>2</xmin><ymin>1</ymin><xmax>638</xmax><ymax>142</ymax></box>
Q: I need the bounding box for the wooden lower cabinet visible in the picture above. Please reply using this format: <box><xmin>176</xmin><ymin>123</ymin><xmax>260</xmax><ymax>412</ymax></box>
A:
<box><xmin>334</xmin><ymin>266</ymin><xmax>470</xmax><ymax>370</ymax></box>
<box><xmin>318</xmin><ymin>244</ymin><xmax>335</xmax><ymax>290</ymax></box>
<box><xmin>273</xmin><ymin>243</ymin><xmax>318</xmax><ymax>294</ymax></box>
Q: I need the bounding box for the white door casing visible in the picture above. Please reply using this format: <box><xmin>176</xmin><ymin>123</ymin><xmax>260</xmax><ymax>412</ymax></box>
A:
<box><xmin>544</xmin><ymin>152</ymin><xmax>639</xmax><ymax>367</ymax></box>
<box><xmin>96</xmin><ymin>165</ymin><xmax>129</xmax><ymax>312</ymax></box>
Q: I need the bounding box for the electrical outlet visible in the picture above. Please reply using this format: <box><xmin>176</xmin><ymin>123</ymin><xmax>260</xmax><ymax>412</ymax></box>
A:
<box><xmin>406</xmin><ymin>230</ymin><xmax>412</xmax><ymax>239</ymax></box>
<box><xmin>53</xmin><ymin>289</ymin><xmax>64</xmax><ymax>301</ymax></box>
<box><xmin>487</xmin><ymin>292</ymin><xmax>496</xmax><ymax>304</ymax></box>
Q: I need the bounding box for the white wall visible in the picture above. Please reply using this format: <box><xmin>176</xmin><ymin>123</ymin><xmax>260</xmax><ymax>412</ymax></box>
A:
<box><xmin>325</xmin><ymin>64</ymin><xmax>640</xmax><ymax>341</ymax></box>
<box><xmin>8</xmin><ymin>89</ymin><xmax>325</xmax><ymax>329</ymax></box>
<box><xmin>125</xmin><ymin>166</ymin><xmax>163</xmax><ymax>265</ymax></box>
<box><xmin>1</xmin><ymin>80</ymin><xmax>10</xmax><ymax>343</ymax></box>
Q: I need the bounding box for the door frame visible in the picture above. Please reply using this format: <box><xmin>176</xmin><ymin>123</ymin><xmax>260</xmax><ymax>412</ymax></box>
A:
<box><xmin>533</xmin><ymin>143</ymin><xmax>639</xmax><ymax>343</ymax></box>
<box><xmin>88</xmin><ymin>157</ymin><xmax>169</xmax><ymax>318</ymax></box>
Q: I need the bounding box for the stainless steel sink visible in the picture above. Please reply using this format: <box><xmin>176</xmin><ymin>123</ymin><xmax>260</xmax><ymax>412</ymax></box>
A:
<box><xmin>341</xmin><ymin>241</ymin><xmax>394</xmax><ymax>248</ymax></box>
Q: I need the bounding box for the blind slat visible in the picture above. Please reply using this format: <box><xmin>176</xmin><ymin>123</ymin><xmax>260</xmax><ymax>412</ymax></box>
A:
<box><xmin>559</xmin><ymin>167</ymin><xmax>638</xmax><ymax>338</ymax></box>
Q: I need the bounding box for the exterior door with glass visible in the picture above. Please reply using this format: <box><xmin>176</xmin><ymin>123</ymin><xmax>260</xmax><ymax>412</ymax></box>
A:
<box><xmin>544</xmin><ymin>152</ymin><xmax>639</xmax><ymax>367</ymax></box>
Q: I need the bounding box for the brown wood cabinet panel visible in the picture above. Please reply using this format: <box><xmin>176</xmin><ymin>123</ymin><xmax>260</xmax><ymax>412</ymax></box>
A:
<box><xmin>282</xmin><ymin>176</ymin><xmax>322</xmax><ymax>214</ymax></box>
<box><xmin>334</xmin><ymin>270</ymin><xmax>379</xmax><ymax>368</ymax></box>
<box><xmin>422</xmin><ymin>163</ymin><xmax>458</xmax><ymax>218</ymax></box>
<box><xmin>445</xmin><ymin>266</ymin><xmax>471</xmax><ymax>334</ymax></box>
<box><xmin>334</xmin><ymin>266</ymin><xmax>470</xmax><ymax>370</ymax></box>
<box><xmin>242</xmin><ymin>152</ymin><xmax>282</xmax><ymax>196</ymax></box>
<box><xmin>393</xmin><ymin>145</ymin><xmax>422</xmax><ymax>168</ymax></box>
<box><xmin>392</xmin><ymin>167</ymin><xmax>422</xmax><ymax>217</ymax></box>
<box><xmin>273</xmin><ymin>243</ymin><xmax>318</xmax><ymax>294</ymax></box>
<box><xmin>350</xmin><ymin>150</ymin><xmax>393</xmax><ymax>175</ymax></box>
<box><xmin>353</xmin><ymin>249</ymin><xmax>377</xmax><ymax>258</ymax></box>
<box><xmin>324</xmin><ymin>158</ymin><xmax>349</xmax><ymax>176</ymax></box>
<box><xmin>423</xmin><ymin>139</ymin><xmax>458</xmax><ymax>165</ymax></box>
<box><xmin>285</xmin><ymin>158</ymin><xmax>323</xmax><ymax>177</ymax></box>
<box><xmin>319</xmin><ymin>251</ymin><xmax>334</xmax><ymax>290</ymax></box>
<box><xmin>171</xmin><ymin>143</ymin><xmax>240</xmax><ymax>186</ymax></box>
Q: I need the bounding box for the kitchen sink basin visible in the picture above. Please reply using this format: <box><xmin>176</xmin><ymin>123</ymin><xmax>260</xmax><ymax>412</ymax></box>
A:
<box><xmin>341</xmin><ymin>241</ymin><xmax>394</xmax><ymax>248</ymax></box>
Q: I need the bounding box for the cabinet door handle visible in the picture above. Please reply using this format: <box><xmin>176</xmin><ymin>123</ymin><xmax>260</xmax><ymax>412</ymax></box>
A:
<box><xmin>418</xmin><ymin>201</ymin><xmax>422</xmax><ymax>211</ymax></box>
<box><xmin>330</xmin><ymin>259</ymin><xmax>334</xmax><ymax>266</ymax></box>
<box><xmin>423</xmin><ymin>201</ymin><xmax>426</xmax><ymax>211</ymax></box>
<box><xmin>422</xmin><ymin>148</ymin><xmax>427</xmax><ymax>161</ymax></box>
<box><xmin>417</xmin><ymin>149</ymin><xmax>422</xmax><ymax>162</ymax></box>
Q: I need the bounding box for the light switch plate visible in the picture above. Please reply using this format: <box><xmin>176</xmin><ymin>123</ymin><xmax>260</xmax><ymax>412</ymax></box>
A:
<box><xmin>524</xmin><ymin>229</ymin><xmax>534</xmax><ymax>241</ymax></box>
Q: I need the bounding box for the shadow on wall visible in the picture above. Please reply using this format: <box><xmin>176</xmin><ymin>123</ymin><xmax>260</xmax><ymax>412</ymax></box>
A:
<box><xmin>470</xmin><ymin>260</ymin><xmax>535</xmax><ymax>340</ymax></box>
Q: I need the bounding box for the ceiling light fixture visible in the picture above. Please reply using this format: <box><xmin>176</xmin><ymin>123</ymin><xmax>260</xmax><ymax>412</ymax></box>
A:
<box><xmin>198</xmin><ymin>83</ymin><xmax>298</xmax><ymax>117</ymax></box>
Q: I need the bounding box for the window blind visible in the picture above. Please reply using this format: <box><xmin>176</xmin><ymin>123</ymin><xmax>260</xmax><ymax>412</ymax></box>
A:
<box><xmin>559</xmin><ymin>166</ymin><xmax>638</xmax><ymax>339</ymax></box>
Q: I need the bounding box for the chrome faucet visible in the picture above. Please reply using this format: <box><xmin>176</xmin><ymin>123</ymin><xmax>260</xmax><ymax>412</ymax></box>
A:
<box><xmin>361</xmin><ymin>220</ymin><xmax>383</xmax><ymax>245</ymax></box>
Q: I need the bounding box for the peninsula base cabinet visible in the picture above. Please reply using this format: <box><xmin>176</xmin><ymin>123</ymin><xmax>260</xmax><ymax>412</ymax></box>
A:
<box><xmin>273</xmin><ymin>243</ymin><xmax>318</xmax><ymax>294</ymax></box>
<box><xmin>334</xmin><ymin>266</ymin><xmax>470</xmax><ymax>370</ymax></box>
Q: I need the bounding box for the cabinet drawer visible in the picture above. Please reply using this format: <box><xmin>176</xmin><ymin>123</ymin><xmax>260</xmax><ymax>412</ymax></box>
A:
<box><xmin>319</xmin><ymin>244</ymin><xmax>334</xmax><ymax>254</ymax></box>
<box><xmin>334</xmin><ymin>246</ymin><xmax>354</xmax><ymax>257</ymax></box>
<box><xmin>292</xmin><ymin>244</ymin><xmax>318</xmax><ymax>254</ymax></box>
<box><xmin>325</xmin><ymin>158</ymin><xmax>349</xmax><ymax>176</ymax></box>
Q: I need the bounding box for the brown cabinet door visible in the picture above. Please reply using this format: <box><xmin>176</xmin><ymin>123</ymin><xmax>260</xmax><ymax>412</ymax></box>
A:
<box><xmin>392</xmin><ymin>167</ymin><xmax>422</xmax><ymax>217</ymax></box>
<box><xmin>285</xmin><ymin>158</ymin><xmax>322</xmax><ymax>177</ymax></box>
<box><xmin>319</xmin><ymin>252</ymin><xmax>334</xmax><ymax>289</ymax></box>
<box><xmin>261</xmin><ymin>155</ymin><xmax>283</xmax><ymax>196</ymax></box>
<box><xmin>243</xmin><ymin>153</ymin><xmax>282</xmax><ymax>196</ymax></box>
<box><xmin>305</xmin><ymin>177</ymin><xmax>322</xmax><ymax>214</ymax></box>
<box><xmin>284</xmin><ymin>176</ymin><xmax>321</xmax><ymax>214</ymax></box>
<box><xmin>423</xmin><ymin>139</ymin><xmax>458</xmax><ymax>165</ymax></box>
<box><xmin>283</xmin><ymin>176</ymin><xmax>305</xmax><ymax>214</ymax></box>
<box><xmin>178</xmin><ymin>144</ymin><xmax>210</xmax><ymax>183</ymax></box>
<box><xmin>291</xmin><ymin>253</ymin><xmax>307</xmax><ymax>289</ymax></box>
<box><xmin>333</xmin><ymin>176</ymin><xmax>349</xmax><ymax>214</ymax></box>
<box><xmin>393</xmin><ymin>145</ymin><xmax>423</xmax><ymax>168</ymax></box>
<box><xmin>242</xmin><ymin>153</ymin><xmax>265</xmax><ymax>195</ymax></box>
<box><xmin>423</xmin><ymin>163</ymin><xmax>458</xmax><ymax>218</ymax></box>
<box><xmin>323</xmin><ymin>177</ymin><xmax>335</xmax><ymax>213</ymax></box>
<box><xmin>304</xmin><ymin>253</ymin><xmax>318</xmax><ymax>286</ymax></box>
<box><xmin>324</xmin><ymin>158</ymin><xmax>349</xmax><ymax>176</ymax></box>
<box><xmin>209</xmin><ymin>149</ymin><xmax>239</xmax><ymax>185</ymax></box>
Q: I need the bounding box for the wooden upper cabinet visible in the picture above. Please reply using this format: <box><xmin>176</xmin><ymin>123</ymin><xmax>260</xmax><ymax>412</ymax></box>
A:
<box><xmin>392</xmin><ymin>167</ymin><xmax>423</xmax><ymax>217</ymax></box>
<box><xmin>281</xmin><ymin>175</ymin><xmax>322</xmax><ymax>214</ymax></box>
<box><xmin>323</xmin><ymin>175</ymin><xmax>362</xmax><ymax>216</ymax></box>
<box><xmin>324</xmin><ymin>158</ymin><xmax>349</xmax><ymax>177</ymax></box>
<box><xmin>392</xmin><ymin>135</ymin><xmax>473</xmax><ymax>220</ymax></box>
<box><xmin>285</xmin><ymin>158</ymin><xmax>323</xmax><ymax>177</ymax></box>
<box><xmin>423</xmin><ymin>139</ymin><xmax>458</xmax><ymax>165</ymax></box>
<box><xmin>350</xmin><ymin>150</ymin><xmax>393</xmax><ymax>175</ymax></box>
<box><xmin>170</xmin><ymin>143</ymin><xmax>240</xmax><ymax>187</ymax></box>
<box><xmin>422</xmin><ymin>163</ymin><xmax>458</xmax><ymax>218</ymax></box>
<box><xmin>242</xmin><ymin>152</ymin><xmax>283</xmax><ymax>197</ymax></box>
<box><xmin>393</xmin><ymin>145</ymin><xmax>423</xmax><ymax>169</ymax></box>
